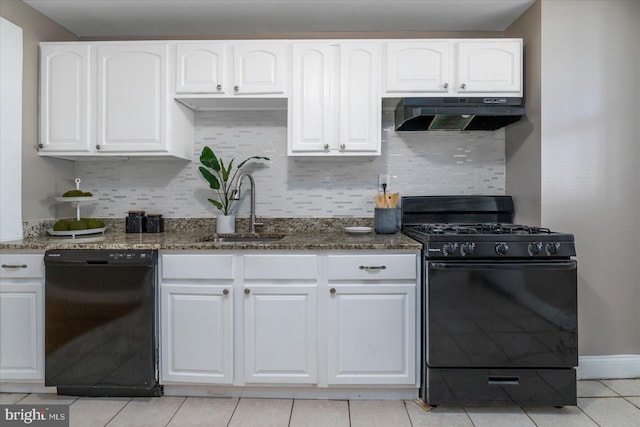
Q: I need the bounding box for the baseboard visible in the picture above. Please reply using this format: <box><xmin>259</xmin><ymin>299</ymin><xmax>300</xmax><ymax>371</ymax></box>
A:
<box><xmin>577</xmin><ymin>354</ymin><xmax>640</xmax><ymax>379</ymax></box>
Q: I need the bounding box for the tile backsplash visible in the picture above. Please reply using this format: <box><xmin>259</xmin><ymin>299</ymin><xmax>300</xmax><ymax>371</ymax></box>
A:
<box><xmin>73</xmin><ymin>110</ymin><xmax>505</xmax><ymax>219</ymax></box>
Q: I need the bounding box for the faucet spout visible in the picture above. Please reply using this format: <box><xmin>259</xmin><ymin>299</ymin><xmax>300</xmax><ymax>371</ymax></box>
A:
<box><xmin>233</xmin><ymin>173</ymin><xmax>262</xmax><ymax>234</ymax></box>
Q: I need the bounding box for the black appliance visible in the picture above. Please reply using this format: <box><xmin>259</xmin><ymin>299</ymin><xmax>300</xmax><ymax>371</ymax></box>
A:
<box><xmin>394</xmin><ymin>97</ymin><xmax>525</xmax><ymax>131</ymax></box>
<box><xmin>402</xmin><ymin>196</ymin><xmax>577</xmax><ymax>406</ymax></box>
<box><xmin>44</xmin><ymin>249</ymin><xmax>161</xmax><ymax>397</ymax></box>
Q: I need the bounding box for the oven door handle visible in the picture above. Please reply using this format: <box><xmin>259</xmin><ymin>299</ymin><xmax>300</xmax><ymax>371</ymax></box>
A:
<box><xmin>430</xmin><ymin>260</ymin><xmax>577</xmax><ymax>270</ymax></box>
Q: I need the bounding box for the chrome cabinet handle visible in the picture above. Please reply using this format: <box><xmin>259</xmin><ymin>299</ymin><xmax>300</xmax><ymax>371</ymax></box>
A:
<box><xmin>234</xmin><ymin>85</ymin><xmax>239</xmax><ymax>92</ymax></box>
<box><xmin>323</xmin><ymin>144</ymin><xmax>329</xmax><ymax>150</ymax></box>
<box><xmin>330</xmin><ymin>288</ymin><xmax>336</xmax><ymax>295</ymax></box>
<box><xmin>1</xmin><ymin>264</ymin><xmax>28</xmax><ymax>269</ymax></box>
<box><xmin>96</xmin><ymin>145</ymin><xmax>101</xmax><ymax>150</ymax></box>
<box><xmin>339</xmin><ymin>143</ymin><xmax>346</xmax><ymax>150</ymax></box>
<box><xmin>244</xmin><ymin>288</ymin><xmax>250</xmax><ymax>295</ymax></box>
<box><xmin>217</xmin><ymin>84</ymin><xmax>222</xmax><ymax>91</ymax></box>
<box><xmin>38</xmin><ymin>143</ymin><xmax>44</xmax><ymax>149</ymax></box>
<box><xmin>222</xmin><ymin>288</ymin><xmax>229</xmax><ymax>296</ymax></box>
<box><xmin>359</xmin><ymin>265</ymin><xmax>387</xmax><ymax>271</ymax></box>
<box><xmin>443</xmin><ymin>83</ymin><xmax>449</xmax><ymax>89</ymax></box>
<box><xmin>460</xmin><ymin>83</ymin><xmax>467</xmax><ymax>89</ymax></box>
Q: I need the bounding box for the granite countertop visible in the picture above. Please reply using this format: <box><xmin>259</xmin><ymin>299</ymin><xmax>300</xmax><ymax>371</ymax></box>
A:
<box><xmin>0</xmin><ymin>218</ymin><xmax>422</xmax><ymax>251</ymax></box>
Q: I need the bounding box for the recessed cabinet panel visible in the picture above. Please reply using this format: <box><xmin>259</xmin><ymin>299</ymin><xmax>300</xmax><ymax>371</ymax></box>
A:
<box><xmin>0</xmin><ymin>253</ymin><xmax>44</xmax><ymax>383</ymax></box>
<box><xmin>384</xmin><ymin>41</ymin><xmax>450</xmax><ymax>93</ymax></box>
<box><xmin>39</xmin><ymin>45</ymin><xmax>90</xmax><ymax>152</ymax></box>
<box><xmin>96</xmin><ymin>44</ymin><xmax>168</xmax><ymax>152</ymax></box>
<box><xmin>456</xmin><ymin>41</ymin><xmax>522</xmax><ymax>94</ymax></box>
<box><xmin>161</xmin><ymin>284</ymin><xmax>233</xmax><ymax>384</ymax></box>
<box><xmin>327</xmin><ymin>284</ymin><xmax>415</xmax><ymax>385</ymax></box>
<box><xmin>339</xmin><ymin>43</ymin><xmax>380</xmax><ymax>152</ymax></box>
<box><xmin>244</xmin><ymin>285</ymin><xmax>317</xmax><ymax>384</ymax></box>
<box><xmin>290</xmin><ymin>45</ymin><xmax>333</xmax><ymax>152</ymax></box>
<box><xmin>176</xmin><ymin>43</ymin><xmax>227</xmax><ymax>94</ymax></box>
<box><xmin>233</xmin><ymin>43</ymin><xmax>286</xmax><ymax>95</ymax></box>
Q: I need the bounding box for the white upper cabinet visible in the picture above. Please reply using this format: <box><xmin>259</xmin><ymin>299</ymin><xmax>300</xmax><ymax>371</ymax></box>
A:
<box><xmin>455</xmin><ymin>40</ymin><xmax>522</xmax><ymax>94</ymax></box>
<box><xmin>96</xmin><ymin>44</ymin><xmax>168</xmax><ymax>153</ymax></box>
<box><xmin>289</xmin><ymin>41</ymin><xmax>380</xmax><ymax>156</ymax></box>
<box><xmin>39</xmin><ymin>44</ymin><xmax>91</xmax><ymax>153</ymax></box>
<box><xmin>38</xmin><ymin>42</ymin><xmax>194</xmax><ymax>160</ymax></box>
<box><xmin>384</xmin><ymin>41</ymin><xmax>450</xmax><ymax>94</ymax></box>
<box><xmin>233</xmin><ymin>43</ymin><xmax>286</xmax><ymax>95</ymax></box>
<box><xmin>175</xmin><ymin>42</ymin><xmax>287</xmax><ymax>96</ymax></box>
<box><xmin>382</xmin><ymin>39</ymin><xmax>523</xmax><ymax>97</ymax></box>
<box><xmin>175</xmin><ymin>43</ymin><xmax>227</xmax><ymax>94</ymax></box>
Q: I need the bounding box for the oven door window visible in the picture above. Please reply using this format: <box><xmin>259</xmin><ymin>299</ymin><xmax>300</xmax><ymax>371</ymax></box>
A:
<box><xmin>427</xmin><ymin>260</ymin><xmax>577</xmax><ymax>368</ymax></box>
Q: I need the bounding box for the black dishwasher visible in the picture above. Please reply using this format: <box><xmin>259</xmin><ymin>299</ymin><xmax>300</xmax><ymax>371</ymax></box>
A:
<box><xmin>44</xmin><ymin>249</ymin><xmax>162</xmax><ymax>397</ymax></box>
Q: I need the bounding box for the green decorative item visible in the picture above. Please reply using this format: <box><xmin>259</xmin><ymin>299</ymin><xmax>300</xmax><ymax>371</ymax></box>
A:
<box><xmin>198</xmin><ymin>146</ymin><xmax>269</xmax><ymax>216</ymax></box>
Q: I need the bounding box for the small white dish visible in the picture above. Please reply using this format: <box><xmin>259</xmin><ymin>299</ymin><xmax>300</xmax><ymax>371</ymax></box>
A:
<box><xmin>344</xmin><ymin>226</ymin><xmax>373</xmax><ymax>234</ymax></box>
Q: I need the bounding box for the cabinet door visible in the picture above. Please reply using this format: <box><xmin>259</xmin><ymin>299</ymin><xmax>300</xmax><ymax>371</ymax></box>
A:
<box><xmin>243</xmin><ymin>285</ymin><xmax>317</xmax><ymax>384</ymax></box>
<box><xmin>289</xmin><ymin>43</ymin><xmax>334</xmax><ymax>154</ymax></box>
<box><xmin>161</xmin><ymin>284</ymin><xmax>233</xmax><ymax>384</ymax></box>
<box><xmin>455</xmin><ymin>40</ymin><xmax>522</xmax><ymax>94</ymax></box>
<box><xmin>39</xmin><ymin>44</ymin><xmax>91</xmax><ymax>152</ymax></box>
<box><xmin>96</xmin><ymin>44</ymin><xmax>168</xmax><ymax>152</ymax></box>
<box><xmin>233</xmin><ymin>43</ymin><xmax>286</xmax><ymax>95</ymax></box>
<box><xmin>175</xmin><ymin>43</ymin><xmax>227</xmax><ymax>94</ymax></box>
<box><xmin>339</xmin><ymin>43</ymin><xmax>380</xmax><ymax>154</ymax></box>
<box><xmin>0</xmin><ymin>282</ymin><xmax>44</xmax><ymax>381</ymax></box>
<box><xmin>384</xmin><ymin>41</ymin><xmax>451</xmax><ymax>94</ymax></box>
<box><xmin>327</xmin><ymin>284</ymin><xmax>415</xmax><ymax>385</ymax></box>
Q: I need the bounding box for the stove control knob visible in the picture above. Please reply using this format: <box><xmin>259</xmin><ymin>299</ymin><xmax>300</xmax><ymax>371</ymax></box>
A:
<box><xmin>443</xmin><ymin>243</ymin><xmax>459</xmax><ymax>256</ymax></box>
<box><xmin>545</xmin><ymin>242</ymin><xmax>561</xmax><ymax>256</ymax></box>
<box><xmin>460</xmin><ymin>242</ymin><xmax>476</xmax><ymax>257</ymax></box>
<box><xmin>495</xmin><ymin>242</ymin><xmax>509</xmax><ymax>256</ymax></box>
<box><xmin>528</xmin><ymin>242</ymin><xmax>542</xmax><ymax>256</ymax></box>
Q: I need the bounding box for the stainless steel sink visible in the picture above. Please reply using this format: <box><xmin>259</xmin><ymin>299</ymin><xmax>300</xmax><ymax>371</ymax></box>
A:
<box><xmin>200</xmin><ymin>235</ymin><xmax>284</xmax><ymax>243</ymax></box>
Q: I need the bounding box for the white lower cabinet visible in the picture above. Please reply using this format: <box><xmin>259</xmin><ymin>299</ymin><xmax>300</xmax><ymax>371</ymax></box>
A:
<box><xmin>243</xmin><ymin>254</ymin><xmax>318</xmax><ymax>384</ymax></box>
<box><xmin>326</xmin><ymin>254</ymin><xmax>417</xmax><ymax>385</ymax></box>
<box><xmin>0</xmin><ymin>253</ymin><xmax>45</xmax><ymax>382</ymax></box>
<box><xmin>161</xmin><ymin>284</ymin><xmax>233</xmax><ymax>384</ymax></box>
<box><xmin>160</xmin><ymin>254</ymin><xmax>234</xmax><ymax>384</ymax></box>
<box><xmin>159</xmin><ymin>251</ymin><xmax>418</xmax><ymax>391</ymax></box>
<box><xmin>243</xmin><ymin>284</ymin><xmax>317</xmax><ymax>384</ymax></box>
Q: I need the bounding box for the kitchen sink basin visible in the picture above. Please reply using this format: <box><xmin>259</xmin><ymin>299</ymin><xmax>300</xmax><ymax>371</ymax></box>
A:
<box><xmin>200</xmin><ymin>235</ymin><xmax>284</xmax><ymax>244</ymax></box>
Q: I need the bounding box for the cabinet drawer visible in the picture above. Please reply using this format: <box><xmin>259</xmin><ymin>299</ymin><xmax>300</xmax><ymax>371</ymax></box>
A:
<box><xmin>327</xmin><ymin>254</ymin><xmax>416</xmax><ymax>281</ymax></box>
<box><xmin>0</xmin><ymin>254</ymin><xmax>45</xmax><ymax>279</ymax></box>
<box><xmin>244</xmin><ymin>255</ymin><xmax>317</xmax><ymax>280</ymax></box>
<box><xmin>162</xmin><ymin>254</ymin><xmax>234</xmax><ymax>279</ymax></box>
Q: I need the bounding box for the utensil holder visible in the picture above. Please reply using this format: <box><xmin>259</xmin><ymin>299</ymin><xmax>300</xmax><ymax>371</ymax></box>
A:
<box><xmin>374</xmin><ymin>207</ymin><xmax>397</xmax><ymax>234</ymax></box>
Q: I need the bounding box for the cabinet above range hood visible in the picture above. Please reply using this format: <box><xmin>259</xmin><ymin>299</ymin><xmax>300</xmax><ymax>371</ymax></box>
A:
<box><xmin>394</xmin><ymin>97</ymin><xmax>525</xmax><ymax>131</ymax></box>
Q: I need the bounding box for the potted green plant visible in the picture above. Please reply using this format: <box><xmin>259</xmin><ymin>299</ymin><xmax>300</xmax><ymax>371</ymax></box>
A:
<box><xmin>198</xmin><ymin>145</ymin><xmax>269</xmax><ymax>233</ymax></box>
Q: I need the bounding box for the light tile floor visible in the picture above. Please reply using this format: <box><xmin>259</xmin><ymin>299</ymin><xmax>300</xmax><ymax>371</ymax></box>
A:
<box><xmin>1</xmin><ymin>379</ymin><xmax>639</xmax><ymax>427</ymax></box>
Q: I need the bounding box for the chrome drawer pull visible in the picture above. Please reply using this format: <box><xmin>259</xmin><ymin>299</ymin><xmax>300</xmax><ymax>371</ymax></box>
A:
<box><xmin>1</xmin><ymin>264</ymin><xmax>28</xmax><ymax>269</ymax></box>
<box><xmin>359</xmin><ymin>265</ymin><xmax>387</xmax><ymax>271</ymax></box>
<box><xmin>222</xmin><ymin>288</ymin><xmax>229</xmax><ymax>296</ymax></box>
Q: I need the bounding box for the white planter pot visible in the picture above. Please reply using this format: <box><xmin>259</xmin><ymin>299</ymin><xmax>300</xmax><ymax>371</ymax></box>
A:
<box><xmin>216</xmin><ymin>215</ymin><xmax>236</xmax><ymax>233</ymax></box>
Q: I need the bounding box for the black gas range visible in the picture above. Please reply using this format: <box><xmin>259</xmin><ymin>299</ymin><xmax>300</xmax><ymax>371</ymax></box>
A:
<box><xmin>402</xmin><ymin>196</ymin><xmax>578</xmax><ymax>407</ymax></box>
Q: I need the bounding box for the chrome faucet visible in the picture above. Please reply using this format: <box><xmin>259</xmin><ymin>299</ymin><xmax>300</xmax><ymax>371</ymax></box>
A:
<box><xmin>232</xmin><ymin>173</ymin><xmax>262</xmax><ymax>234</ymax></box>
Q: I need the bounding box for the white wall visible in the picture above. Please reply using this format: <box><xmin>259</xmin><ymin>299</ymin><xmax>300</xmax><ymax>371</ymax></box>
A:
<box><xmin>0</xmin><ymin>18</ymin><xmax>23</xmax><ymax>241</ymax></box>
<box><xmin>541</xmin><ymin>0</ymin><xmax>640</xmax><ymax>355</ymax></box>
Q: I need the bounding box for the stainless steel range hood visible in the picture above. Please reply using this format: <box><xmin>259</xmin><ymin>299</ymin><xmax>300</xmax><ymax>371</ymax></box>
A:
<box><xmin>394</xmin><ymin>97</ymin><xmax>525</xmax><ymax>131</ymax></box>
